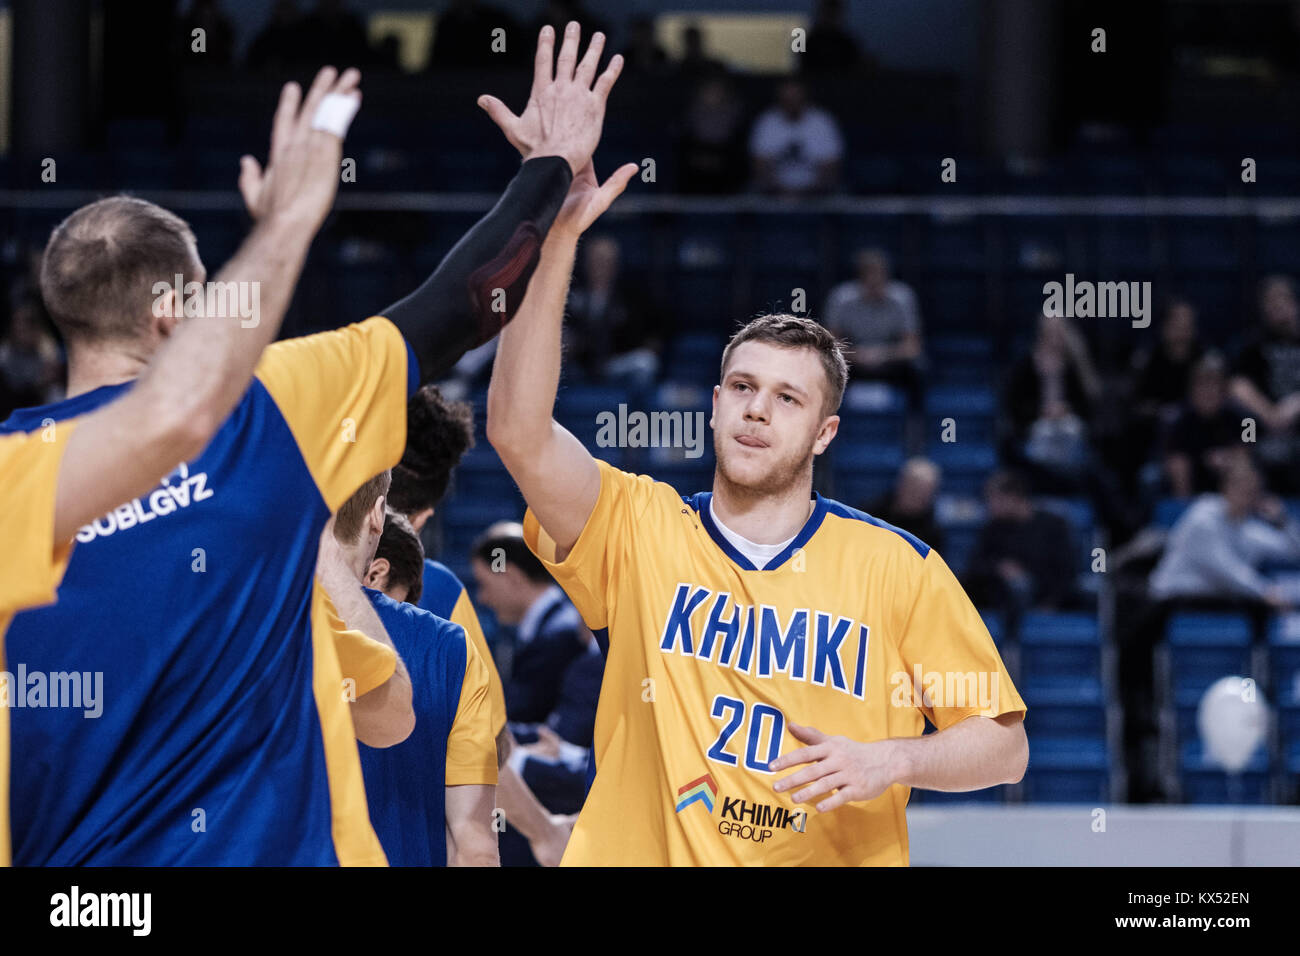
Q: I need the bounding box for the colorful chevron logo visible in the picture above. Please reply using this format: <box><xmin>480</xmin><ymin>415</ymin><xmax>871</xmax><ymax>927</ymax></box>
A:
<box><xmin>674</xmin><ymin>773</ymin><xmax>718</xmax><ymax>814</ymax></box>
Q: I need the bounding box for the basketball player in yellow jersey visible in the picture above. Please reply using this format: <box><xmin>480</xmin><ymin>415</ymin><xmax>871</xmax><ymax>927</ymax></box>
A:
<box><xmin>481</xmin><ymin>35</ymin><xmax>1028</xmax><ymax>866</ymax></box>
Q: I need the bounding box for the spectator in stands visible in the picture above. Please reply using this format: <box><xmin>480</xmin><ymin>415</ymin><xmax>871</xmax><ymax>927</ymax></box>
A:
<box><xmin>801</xmin><ymin>0</ymin><xmax>870</xmax><ymax>75</ymax></box>
<box><xmin>824</xmin><ymin>248</ymin><xmax>923</xmax><ymax>404</ymax></box>
<box><xmin>677</xmin><ymin>77</ymin><xmax>748</xmax><ymax>194</ymax></box>
<box><xmin>1132</xmin><ymin>298</ymin><xmax>1205</xmax><ymax>417</ymax></box>
<box><xmin>506</xmin><ymin>632</ymin><xmax>603</xmax><ymax>811</ymax></box>
<box><xmin>247</xmin><ymin>0</ymin><xmax>306</xmax><ymax>71</ymax></box>
<box><xmin>1149</xmin><ymin>457</ymin><xmax>1300</xmax><ymax>609</ymax></box>
<box><xmin>0</xmin><ymin>294</ymin><xmax>64</xmax><ymax>414</ymax></box>
<box><xmin>470</xmin><ymin>522</ymin><xmax>600</xmax><ymax>866</ymax></box>
<box><xmin>1004</xmin><ymin>311</ymin><xmax>1100</xmax><ymax>478</ymax></box>
<box><xmin>298</xmin><ymin>0</ymin><xmax>372</xmax><ymax>69</ymax></box>
<box><xmin>429</xmin><ymin>0</ymin><xmax>519</xmax><ymax>69</ymax></box>
<box><xmin>749</xmin><ymin>79</ymin><xmax>844</xmax><ymax>196</ymax></box>
<box><xmin>564</xmin><ymin>236</ymin><xmax>661</xmax><ymax>386</ymax></box>
<box><xmin>866</xmin><ymin>457</ymin><xmax>945</xmax><ymax>553</ymax></box>
<box><xmin>676</xmin><ymin>22</ymin><xmax>728</xmax><ymax>79</ymax></box>
<box><xmin>623</xmin><ymin>15</ymin><xmax>668</xmax><ymax>74</ymax></box>
<box><xmin>470</xmin><ymin>523</ymin><xmax>591</xmax><ymax>726</ymax></box>
<box><xmin>964</xmin><ymin>469</ymin><xmax>1077</xmax><ymax>617</ymax></box>
<box><xmin>181</xmin><ymin>0</ymin><xmax>236</xmax><ymax>68</ymax></box>
<box><xmin>1230</xmin><ymin>274</ymin><xmax>1300</xmax><ymax>493</ymax></box>
<box><xmin>1161</xmin><ymin>353</ymin><xmax>1251</xmax><ymax>498</ymax></box>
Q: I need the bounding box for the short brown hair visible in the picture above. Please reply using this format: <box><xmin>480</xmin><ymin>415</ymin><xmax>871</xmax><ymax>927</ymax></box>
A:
<box><xmin>720</xmin><ymin>313</ymin><xmax>848</xmax><ymax>416</ymax></box>
<box><xmin>334</xmin><ymin>471</ymin><xmax>393</xmax><ymax>544</ymax></box>
<box><xmin>375</xmin><ymin>512</ymin><xmax>425</xmax><ymax>604</ymax></box>
<box><xmin>40</xmin><ymin>195</ymin><xmax>201</xmax><ymax>346</ymax></box>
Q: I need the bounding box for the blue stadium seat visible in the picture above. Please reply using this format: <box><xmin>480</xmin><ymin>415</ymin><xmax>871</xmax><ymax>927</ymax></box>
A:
<box><xmin>926</xmin><ymin>442</ymin><xmax>998</xmax><ymax>496</ymax></box>
<box><xmin>831</xmin><ymin>442</ymin><xmax>906</xmax><ymax>506</ymax></box>
<box><xmin>837</xmin><ymin>411</ymin><xmax>907</xmax><ymax>446</ymax></box>
<box><xmin>1019</xmin><ymin>612</ymin><xmax>1101</xmax><ymax>686</ymax></box>
<box><xmin>1022</xmin><ymin>735</ymin><xmax>1109</xmax><ymax>802</ymax></box>
<box><xmin>1022</xmin><ymin>676</ymin><xmax>1105</xmax><ymax>736</ymax></box>
<box><xmin>1165</xmin><ymin>612</ymin><xmax>1253</xmax><ymax>710</ymax></box>
<box><xmin>1178</xmin><ymin>742</ymin><xmax>1271</xmax><ymax>804</ymax></box>
<box><xmin>1270</xmin><ymin>615</ymin><xmax>1300</xmax><ymax>740</ymax></box>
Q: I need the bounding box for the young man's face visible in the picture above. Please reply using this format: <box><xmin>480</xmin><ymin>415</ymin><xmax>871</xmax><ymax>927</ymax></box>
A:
<box><xmin>711</xmin><ymin>341</ymin><xmax>838</xmax><ymax>496</ymax></box>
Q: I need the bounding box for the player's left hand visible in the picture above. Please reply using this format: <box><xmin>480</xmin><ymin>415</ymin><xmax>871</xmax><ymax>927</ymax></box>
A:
<box><xmin>552</xmin><ymin>159</ymin><xmax>638</xmax><ymax>239</ymax></box>
<box><xmin>770</xmin><ymin>722</ymin><xmax>902</xmax><ymax>813</ymax></box>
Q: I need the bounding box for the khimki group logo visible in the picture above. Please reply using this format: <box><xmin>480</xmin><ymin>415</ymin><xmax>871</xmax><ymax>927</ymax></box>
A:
<box><xmin>675</xmin><ymin>773</ymin><xmax>718</xmax><ymax>814</ymax></box>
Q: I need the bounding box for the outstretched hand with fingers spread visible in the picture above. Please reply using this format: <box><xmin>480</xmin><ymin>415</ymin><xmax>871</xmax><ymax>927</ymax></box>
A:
<box><xmin>239</xmin><ymin>66</ymin><xmax>362</xmax><ymax>230</ymax></box>
<box><xmin>477</xmin><ymin>21</ymin><xmax>622</xmax><ymax>176</ymax></box>
<box><xmin>769</xmin><ymin>721</ymin><xmax>903</xmax><ymax>813</ymax></box>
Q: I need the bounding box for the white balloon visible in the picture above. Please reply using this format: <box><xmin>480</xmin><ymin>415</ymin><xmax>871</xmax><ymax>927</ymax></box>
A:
<box><xmin>1197</xmin><ymin>676</ymin><xmax>1268</xmax><ymax>774</ymax></box>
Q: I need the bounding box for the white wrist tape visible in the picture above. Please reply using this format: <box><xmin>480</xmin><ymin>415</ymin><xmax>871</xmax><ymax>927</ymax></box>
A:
<box><xmin>310</xmin><ymin>92</ymin><xmax>361</xmax><ymax>139</ymax></box>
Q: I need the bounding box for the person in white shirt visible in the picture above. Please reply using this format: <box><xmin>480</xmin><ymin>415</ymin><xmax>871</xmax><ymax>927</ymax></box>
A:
<box><xmin>1149</xmin><ymin>457</ymin><xmax>1300</xmax><ymax>607</ymax></box>
<box><xmin>749</xmin><ymin>79</ymin><xmax>844</xmax><ymax>195</ymax></box>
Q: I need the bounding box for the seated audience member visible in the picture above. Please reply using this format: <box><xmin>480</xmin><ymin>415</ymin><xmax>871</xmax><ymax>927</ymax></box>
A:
<box><xmin>470</xmin><ymin>522</ymin><xmax>601</xmax><ymax>866</ymax></box>
<box><xmin>506</xmin><ymin>630</ymin><xmax>603</xmax><ymax>814</ymax></box>
<box><xmin>470</xmin><ymin>523</ymin><xmax>589</xmax><ymax>726</ymax></box>
<box><xmin>824</xmin><ymin>248</ymin><xmax>924</xmax><ymax>404</ymax></box>
<box><xmin>749</xmin><ymin>79</ymin><xmax>844</xmax><ymax>196</ymax></box>
<box><xmin>1003</xmin><ymin>311</ymin><xmax>1101</xmax><ymax>479</ymax></box>
<box><xmin>1149</xmin><ymin>458</ymin><xmax>1300</xmax><ymax>611</ymax></box>
<box><xmin>964</xmin><ymin>469</ymin><xmax>1078</xmax><ymax>618</ymax></box>
<box><xmin>1230</xmin><ymin>274</ymin><xmax>1300</xmax><ymax>492</ymax></box>
<box><xmin>866</xmin><ymin>457</ymin><xmax>945</xmax><ymax>553</ymax></box>
<box><xmin>564</xmin><ymin>236</ymin><xmax>661</xmax><ymax>386</ymax></box>
<box><xmin>1132</xmin><ymin>298</ymin><xmax>1204</xmax><ymax>417</ymax></box>
<box><xmin>1161</xmin><ymin>353</ymin><xmax>1250</xmax><ymax>498</ymax></box>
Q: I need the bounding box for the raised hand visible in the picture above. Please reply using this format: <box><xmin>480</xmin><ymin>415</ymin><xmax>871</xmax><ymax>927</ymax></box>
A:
<box><xmin>239</xmin><ymin>66</ymin><xmax>362</xmax><ymax>230</ymax></box>
<box><xmin>477</xmin><ymin>21</ymin><xmax>623</xmax><ymax>175</ymax></box>
<box><xmin>552</xmin><ymin>158</ymin><xmax>638</xmax><ymax>239</ymax></box>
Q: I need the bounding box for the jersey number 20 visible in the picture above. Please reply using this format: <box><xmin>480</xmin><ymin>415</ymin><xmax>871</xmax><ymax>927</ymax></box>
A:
<box><xmin>706</xmin><ymin>695</ymin><xmax>785</xmax><ymax>774</ymax></box>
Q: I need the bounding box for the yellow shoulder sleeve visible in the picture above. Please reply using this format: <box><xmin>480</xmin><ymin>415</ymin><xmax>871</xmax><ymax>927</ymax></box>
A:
<box><xmin>256</xmin><ymin>317</ymin><xmax>411</xmax><ymax>513</ymax></box>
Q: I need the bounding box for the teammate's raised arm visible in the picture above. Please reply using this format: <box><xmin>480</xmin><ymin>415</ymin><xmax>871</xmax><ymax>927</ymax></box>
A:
<box><xmin>483</xmin><ymin>27</ymin><xmax>637</xmax><ymax>557</ymax></box>
<box><xmin>373</xmin><ymin>23</ymin><xmax>625</xmax><ymax>385</ymax></box>
<box><xmin>51</xmin><ymin>66</ymin><xmax>360</xmax><ymax>544</ymax></box>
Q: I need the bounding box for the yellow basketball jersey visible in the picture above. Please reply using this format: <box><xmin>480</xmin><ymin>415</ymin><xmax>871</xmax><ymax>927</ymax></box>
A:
<box><xmin>524</xmin><ymin>460</ymin><xmax>1026</xmax><ymax>866</ymax></box>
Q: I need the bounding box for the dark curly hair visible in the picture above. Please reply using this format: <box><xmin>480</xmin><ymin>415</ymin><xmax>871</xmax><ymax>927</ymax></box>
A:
<box><xmin>387</xmin><ymin>384</ymin><xmax>476</xmax><ymax>517</ymax></box>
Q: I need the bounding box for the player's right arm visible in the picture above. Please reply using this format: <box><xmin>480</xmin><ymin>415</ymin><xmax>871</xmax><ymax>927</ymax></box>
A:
<box><xmin>51</xmin><ymin>66</ymin><xmax>360</xmax><ymax>544</ymax></box>
<box><xmin>482</xmin><ymin>26</ymin><xmax>637</xmax><ymax>558</ymax></box>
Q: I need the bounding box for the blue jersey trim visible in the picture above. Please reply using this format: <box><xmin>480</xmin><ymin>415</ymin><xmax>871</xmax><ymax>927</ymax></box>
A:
<box><xmin>404</xmin><ymin>336</ymin><xmax>420</xmax><ymax>397</ymax></box>
<box><xmin>685</xmin><ymin>490</ymin><xmax>829</xmax><ymax>572</ymax></box>
<box><xmin>0</xmin><ymin>381</ymin><xmax>132</xmax><ymax>432</ymax></box>
<box><xmin>821</xmin><ymin>499</ymin><xmax>932</xmax><ymax>558</ymax></box>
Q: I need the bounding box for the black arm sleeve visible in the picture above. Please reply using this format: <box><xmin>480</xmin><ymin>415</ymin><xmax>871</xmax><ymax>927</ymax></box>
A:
<box><xmin>381</xmin><ymin>155</ymin><xmax>573</xmax><ymax>383</ymax></box>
